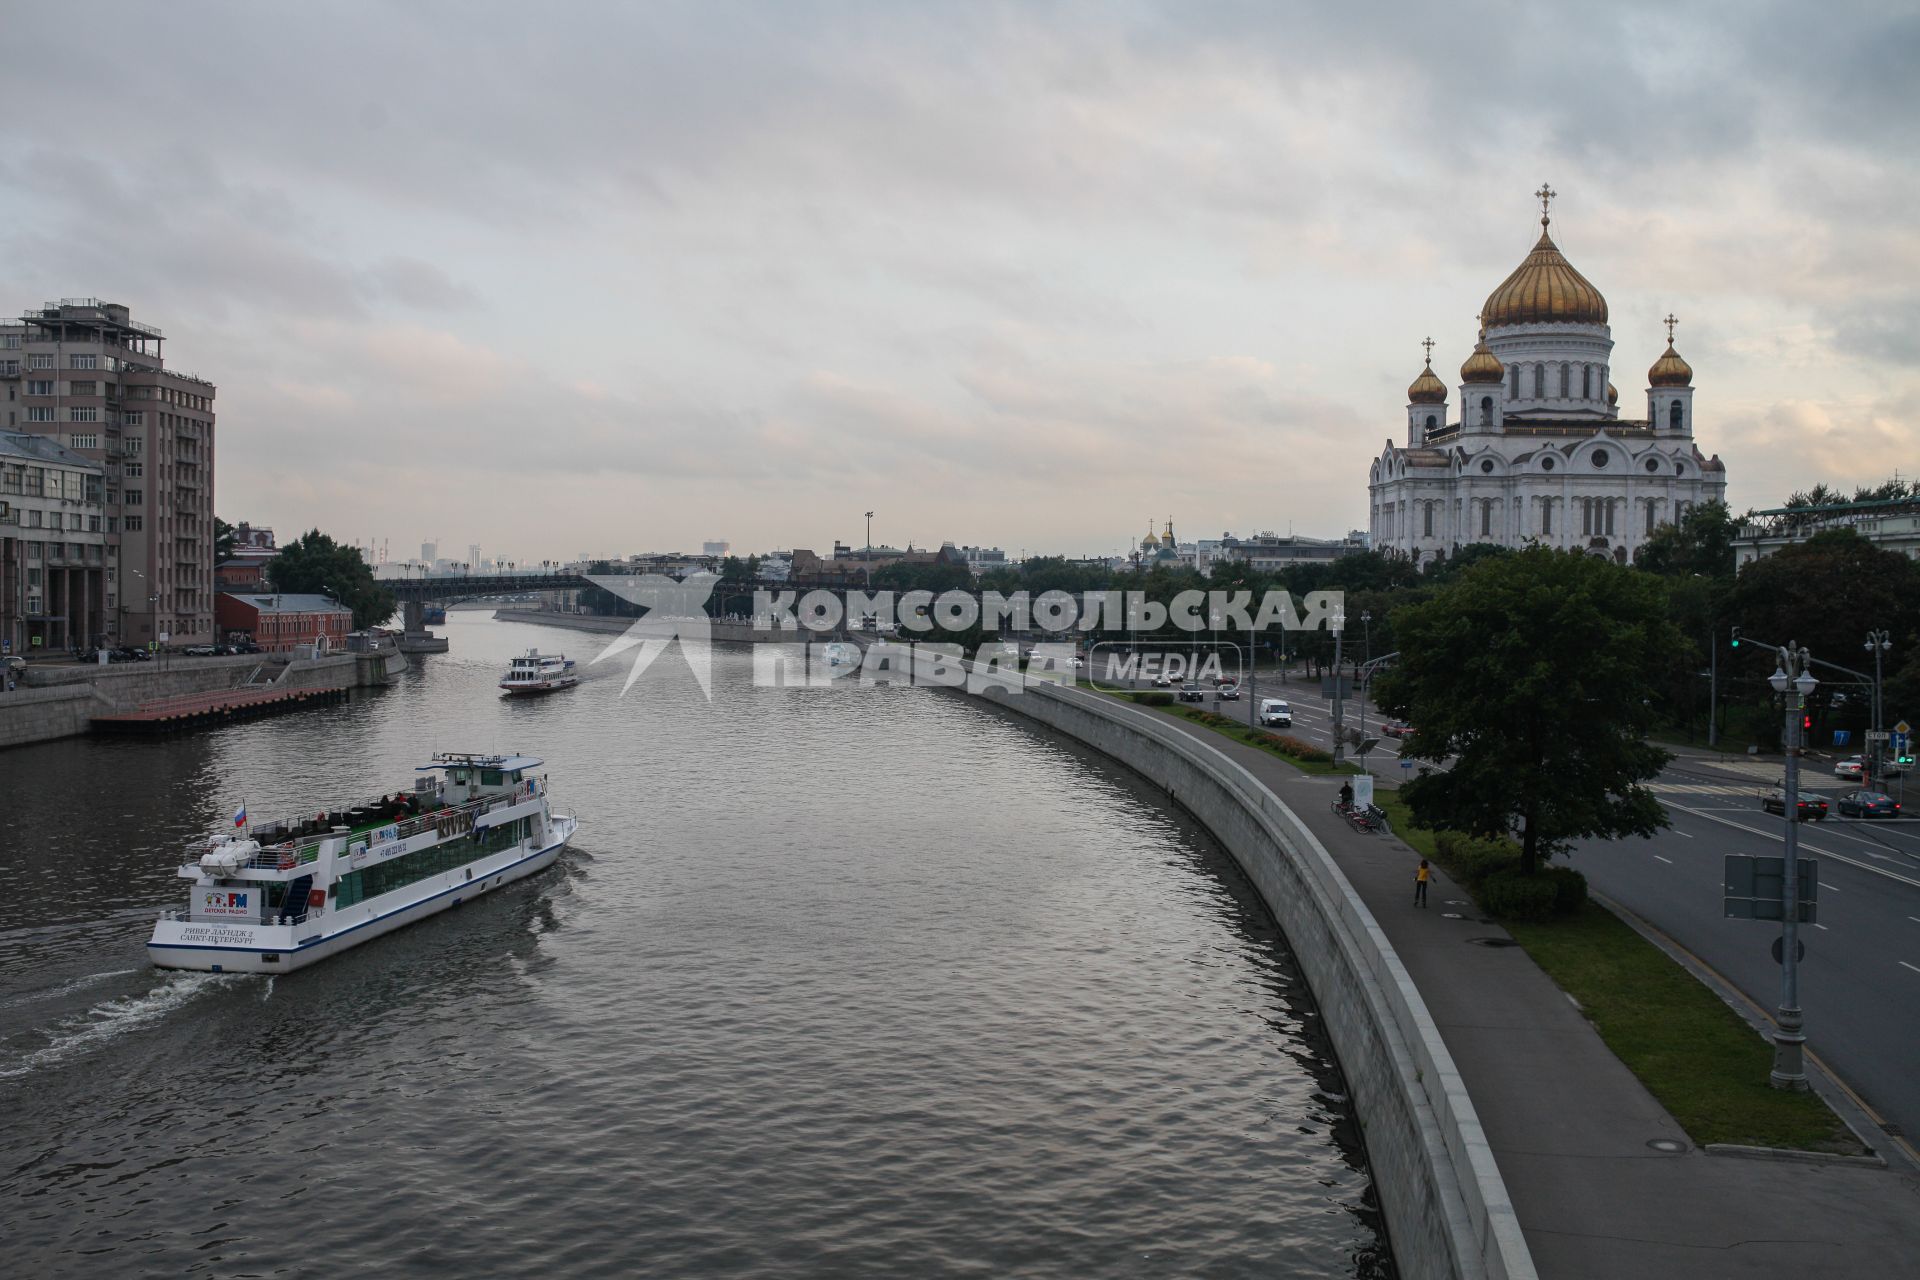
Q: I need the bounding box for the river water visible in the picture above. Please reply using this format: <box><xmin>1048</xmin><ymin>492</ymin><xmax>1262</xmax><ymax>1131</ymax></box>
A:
<box><xmin>0</xmin><ymin>612</ymin><xmax>1391</xmax><ymax>1277</ymax></box>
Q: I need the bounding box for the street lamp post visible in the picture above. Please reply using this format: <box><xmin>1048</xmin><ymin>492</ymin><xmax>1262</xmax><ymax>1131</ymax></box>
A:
<box><xmin>1359</xmin><ymin>610</ymin><xmax>1373</xmax><ymax>773</ymax></box>
<box><xmin>1330</xmin><ymin>607</ymin><xmax>1347</xmax><ymax>766</ymax></box>
<box><xmin>1768</xmin><ymin>644</ymin><xmax>1817</xmax><ymax>1091</ymax></box>
<box><xmin>1866</xmin><ymin>630</ymin><xmax>1891</xmax><ymax>781</ymax></box>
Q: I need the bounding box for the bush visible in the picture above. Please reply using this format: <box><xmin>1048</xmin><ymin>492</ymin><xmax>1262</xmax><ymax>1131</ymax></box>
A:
<box><xmin>1479</xmin><ymin>869</ymin><xmax>1560</xmax><ymax>923</ymax></box>
<box><xmin>1132</xmin><ymin>691</ymin><xmax>1173</xmax><ymax>707</ymax></box>
<box><xmin>1540</xmin><ymin>865</ymin><xmax>1589</xmax><ymax>915</ymax></box>
<box><xmin>1186</xmin><ymin>710</ymin><xmax>1237</xmax><ymax>728</ymax></box>
<box><xmin>1268</xmin><ymin>733</ymin><xmax>1333</xmax><ymax>764</ymax></box>
<box><xmin>1440</xmin><ymin>835</ymin><xmax>1523</xmax><ymax>886</ymax></box>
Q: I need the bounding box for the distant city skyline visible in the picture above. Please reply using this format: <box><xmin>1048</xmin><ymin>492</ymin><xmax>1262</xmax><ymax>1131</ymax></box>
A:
<box><xmin>4</xmin><ymin>3</ymin><xmax>1914</xmax><ymax>563</ymax></box>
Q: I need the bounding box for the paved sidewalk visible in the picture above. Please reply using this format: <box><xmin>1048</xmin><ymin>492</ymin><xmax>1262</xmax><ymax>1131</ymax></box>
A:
<box><xmin>1133</xmin><ymin>705</ymin><xmax>1920</xmax><ymax>1279</ymax></box>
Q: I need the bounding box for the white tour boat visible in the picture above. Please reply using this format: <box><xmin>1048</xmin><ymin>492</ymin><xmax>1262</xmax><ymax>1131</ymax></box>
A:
<box><xmin>501</xmin><ymin>649</ymin><xmax>578</xmax><ymax>694</ymax></box>
<box><xmin>148</xmin><ymin>753</ymin><xmax>578</xmax><ymax>973</ymax></box>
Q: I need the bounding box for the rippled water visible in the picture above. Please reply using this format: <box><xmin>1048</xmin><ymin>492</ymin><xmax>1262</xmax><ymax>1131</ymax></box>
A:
<box><xmin>0</xmin><ymin>613</ymin><xmax>1391</xmax><ymax>1277</ymax></box>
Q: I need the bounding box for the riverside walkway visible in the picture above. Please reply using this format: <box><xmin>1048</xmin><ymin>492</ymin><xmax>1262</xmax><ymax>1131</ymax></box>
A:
<box><xmin>1119</xmin><ymin>700</ymin><xmax>1920</xmax><ymax>1279</ymax></box>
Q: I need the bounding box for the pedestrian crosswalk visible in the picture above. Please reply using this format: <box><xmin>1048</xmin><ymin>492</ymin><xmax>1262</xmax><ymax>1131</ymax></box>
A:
<box><xmin>1650</xmin><ymin>783</ymin><xmax>1763</xmax><ymax>797</ymax></box>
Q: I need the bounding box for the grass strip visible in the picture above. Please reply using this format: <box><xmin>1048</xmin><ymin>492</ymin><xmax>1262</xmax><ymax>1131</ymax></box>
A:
<box><xmin>1377</xmin><ymin>795</ymin><xmax>1860</xmax><ymax>1154</ymax></box>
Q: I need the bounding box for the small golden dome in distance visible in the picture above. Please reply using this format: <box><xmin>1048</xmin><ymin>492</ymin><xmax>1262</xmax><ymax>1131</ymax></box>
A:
<box><xmin>1648</xmin><ymin>342</ymin><xmax>1693</xmax><ymax>387</ymax></box>
<box><xmin>1607</xmin><ymin>381</ymin><xmax>1619</xmax><ymax>404</ymax></box>
<box><xmin>1408</xmin><ymin>359</ymin><xmax>1448</xmax><ymax>404</ymax></box>
<box><xmin>1460</xmin><ymin>338</ymin><xmax>1505</xmax><ymax>384</ymax></box>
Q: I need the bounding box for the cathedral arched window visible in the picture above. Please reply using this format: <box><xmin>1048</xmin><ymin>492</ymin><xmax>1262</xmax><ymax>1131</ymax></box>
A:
<box><xmin>1480</xmin><ymin>396</ymin><xmax>1493</xmax><ymax>426</ymax></box>
<box><xmin>1425</xmin><ymin>413</ymin><xmax>1437</xmax><ymax>431</ymax></box>
<box><xmin>1481</xmin><ymin>501</ymin><xmax>1492</xmax><ymax>537</ymax></box>
<box><xmin>1541</xmin><ymin>499</ymin><xmax>1553</xmax><ymax>536</ymax></box>
<box><xmin>1669</xmin><ymin>401</ymin><xmax>1683</xmax><ymax>431</ymax></box>
<box><xmin>1423</xmin><ymin>503</ymin><xmax>1434</xmax><ymax>538</ymax></box>
<box><xmin>1509</xmin><ymin>366</ymin><xmax>1520</xmax><ymax>399</ymax></box>
<box><xmin>1582</xmin><ymin>365</ymin><xmax>1592</xmax><ymax>399</ymax></box>
<box><xmin>1559</xmin><ymin>363</ymin><xmax>1570</xmax><ymax>397</ymax></box>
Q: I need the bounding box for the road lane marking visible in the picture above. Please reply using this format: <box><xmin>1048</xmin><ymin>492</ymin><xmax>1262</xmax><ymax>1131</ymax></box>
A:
<box><xmin>1671</xmin><ymin>829</ymin><xmax>1694</xmax><ymax>839</ymax></box>
<box><xmin>1814</xmin><ymin>923</ymin><xmax>1829</xmax><ymax>930</ymax></box>
<box><xmin>1653</xmin><ymin>855</ymin><xmax>1674</xmax><ymax>864</ymax></box>
<box><xmin>1820</xmin><ymin>882</ymin><xmax>1838</xmax><ymax>892</ymax></box>
<box><xmin>1661</xmin><ymin>801</ymin><xmax>1920</xmax><ymax>890</ymax></box>
<box><xmin>1902</xmin><ymin>962</ymin><xmax>1920</xmax><ymax>975</ymax></box>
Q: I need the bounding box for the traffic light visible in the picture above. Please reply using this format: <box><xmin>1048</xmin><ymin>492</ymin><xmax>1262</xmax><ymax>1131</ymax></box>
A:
<box><xmin>1802</xmin><ymin>714</ymin><xmax>1813</xmax><ymax>732</ymax></box>
<box><xmin>1730</xmin><ymin>626</ymin><xmax>1741</xmax><ymax>648</ymax></box>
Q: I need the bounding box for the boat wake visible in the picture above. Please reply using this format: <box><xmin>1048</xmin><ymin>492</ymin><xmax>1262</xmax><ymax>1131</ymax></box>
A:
<box><xmin>0</xmin><ymin>971</ymin><xmax>239</xmax><ymax>1081</ymax></box>
<box><xmin>0</xmin><ymin>967</ymin><xmax>141</xmax><ymax>1013</ymax></box>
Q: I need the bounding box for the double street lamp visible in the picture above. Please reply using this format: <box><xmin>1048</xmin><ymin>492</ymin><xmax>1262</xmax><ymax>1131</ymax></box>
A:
<box><xmin>1865</xmin><ymin>630</ymin><xmax>1892</xmax><ymax>782</ymax></box>
<box><xmin>1767</xmin><ymin>644</ymin><xmax>1818</xmax><ymax>1091</ymax></box>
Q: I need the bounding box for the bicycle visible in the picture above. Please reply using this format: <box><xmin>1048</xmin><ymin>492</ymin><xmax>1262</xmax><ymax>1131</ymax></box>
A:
<box><xmin>1331</xmin><ymin>799</ymin><xmax>1392</xmax><ymax>835</ymax></box>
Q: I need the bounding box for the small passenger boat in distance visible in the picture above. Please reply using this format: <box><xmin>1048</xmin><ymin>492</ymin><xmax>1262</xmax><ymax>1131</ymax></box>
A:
<box><xmin>148</xmin><ymin>753</ymin><xmax>577</xmax><ymax>973</ymax></box>
<box><xmin>501</xmin><ymin>649</ymin><xmax>578</xmax><ymax>694</ymax></box>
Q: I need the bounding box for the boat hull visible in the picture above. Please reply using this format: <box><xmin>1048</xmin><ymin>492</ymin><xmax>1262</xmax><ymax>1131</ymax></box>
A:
<box><xmin>500</xmin><ymin>677</ymin><xmax>579</xmax><ymax>694</ymax></box>
<box><xmin>148</xmin><ymin>821</ymin><xmax>575</xmax><ymax>974</ymax></box>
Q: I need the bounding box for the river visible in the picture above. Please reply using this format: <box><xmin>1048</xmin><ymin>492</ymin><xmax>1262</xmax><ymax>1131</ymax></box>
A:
<box><xmin>0</xmin><ymin>612</ymin><xmax>1391</xmax><ymax>1277</ymax></box>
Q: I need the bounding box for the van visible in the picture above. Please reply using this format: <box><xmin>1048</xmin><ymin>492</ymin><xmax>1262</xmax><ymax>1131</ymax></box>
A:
<box><xmin>1258</xmin><ymin>699</ymin><xmax>1292</xmax><ymax>728</ymax></box>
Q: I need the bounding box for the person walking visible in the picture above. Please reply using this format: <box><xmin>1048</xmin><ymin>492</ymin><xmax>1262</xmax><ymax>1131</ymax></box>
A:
<box><xmin>1414</xmin><ymin>859</ymin><xmax>1430</xmax><ymax>908</ymax></box>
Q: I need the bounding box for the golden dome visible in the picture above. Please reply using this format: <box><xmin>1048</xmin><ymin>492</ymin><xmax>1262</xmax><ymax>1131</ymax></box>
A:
<box><xmin>1459</xmin><ymin>336</ymin><xmax>1505</xmax><ymax>384</ymax></box>
<box><xmin>1407</xmin><ymin>358</ymin><xmax>1447</xmax><ymax>404</ymax></box>
<box><xmin>1648</xmin><ymin>341</ymin><xmax>1693</xmax><ymax>387</ymax></box>
<box><xmin>1482</xmin><ymin>218</ymin><xmax>1609</xmax><ymax>328</ymax></box>
<box><xmin>1606</xmin><ymin>381</ymin><xmax>1619</xmax><ymax>405</ymax></box>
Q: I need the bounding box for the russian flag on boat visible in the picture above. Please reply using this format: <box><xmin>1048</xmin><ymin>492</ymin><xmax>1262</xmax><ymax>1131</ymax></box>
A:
<box><xmin>233</xmin><ymin>801</ymin><xmax>247</xmax><ymax>828</ymax></box>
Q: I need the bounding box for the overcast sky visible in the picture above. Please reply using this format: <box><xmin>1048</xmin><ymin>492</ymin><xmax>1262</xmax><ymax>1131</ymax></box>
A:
<box><xmin>4</xmin><ymin>2</ymin><xmax>1915</xmax><ymax>564</ymax></box>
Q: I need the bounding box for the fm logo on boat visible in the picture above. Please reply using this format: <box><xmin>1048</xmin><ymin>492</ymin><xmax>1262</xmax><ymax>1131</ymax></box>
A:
<box><xmin>204</xmin><ymin>891</ymin><xmax>248</xmax><ymax>909</ymax></box>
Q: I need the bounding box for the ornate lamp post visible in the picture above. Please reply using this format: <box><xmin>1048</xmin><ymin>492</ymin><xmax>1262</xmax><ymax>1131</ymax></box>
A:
<box><xmin>1768</xmin><ymin>645</ymin><xmax>1817</xmax><ymax>1090</ymax></box>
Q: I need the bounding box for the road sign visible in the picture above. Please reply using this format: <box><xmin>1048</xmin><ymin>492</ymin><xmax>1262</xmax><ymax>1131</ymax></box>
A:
<box><xmin>1865</xmin><ymin>730</ymin><xmax>1890</xmax><ymax>742</ymax></box>
<box><xmin>1833</xmin><ymin>729</ymin><xmax>1852</xmax><ymax>747</ymax></box>
<box><xmin>1771</xmin><ymin>936</ymin><xmax>1806</xmax><ymax>965</ymax></box>
<box><xmin>1897</xmin><ymin>720</ymin><xmax>1912</xmax><ymax>736</ymax></box>
<box><xmin>1723</xmin><ymin>854</ymin><xmax>1818</xmax><ymax>924</ymax></box>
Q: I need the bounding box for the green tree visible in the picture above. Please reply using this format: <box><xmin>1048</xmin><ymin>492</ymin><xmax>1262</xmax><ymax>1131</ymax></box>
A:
<box><xmin>1634</xmin><ymin>501</ymin><xmax>1737</xmax><ymax>579</ymax></box>
<box><xmin>1373</xmin><ymin>547</ymin><xmax>1677</xmax><ymax>874</ymax></box>
<box><xmin>267</xmin><ymin>529</ymin><xmax>398</xmax><ymax>631</ymax></box>
<box><xmin>214</xmin><ymin>516</ymin><xmax>237</xmax><ymax>563</ymax></box>
<box><xmin>1723</xmin><ymin>530</ymin><xmax>1920</xmax><ymax>722</ymax></box>
<box><xmin>1421</xmin><ymin>542</ymin><xmax>1512</xmax><ymax>584</ymax></box>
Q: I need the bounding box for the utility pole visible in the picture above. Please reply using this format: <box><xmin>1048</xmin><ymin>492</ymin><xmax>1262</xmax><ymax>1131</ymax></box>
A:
<box><xmin>1770</xmin><ymin>643</ymin><xmax>1816</xmax><ymax>1091</ymax></box>
<box><xmin>1708</xmin><ymin>627</ymin><xmax>1719</xmax><ymax>747</ymax></box>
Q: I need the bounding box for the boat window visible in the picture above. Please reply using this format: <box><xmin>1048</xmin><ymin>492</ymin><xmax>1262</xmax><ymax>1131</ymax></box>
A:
<box><xmin>333</xmin><ymin>817</ymin><xmax>531</xmax><ymax>907</ymax></box>
<box><xmin>481</xmin><ymin>769</ymin><xmax>504</xmax><ymax>786</ymax></box>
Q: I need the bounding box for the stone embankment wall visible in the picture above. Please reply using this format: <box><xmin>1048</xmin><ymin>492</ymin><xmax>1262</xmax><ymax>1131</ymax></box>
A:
<box><xmin>492</xmin><ymin>608</ymin><xmax>792</xmax><ymax>644</ymax></box>
<box><xmin>927</xmin><ymin>658</ymin><xmax>1534</xmax><ymax>1280</ymax></box>
<box><xmin>0</xmin><ymin>648</ymin><xmax>406</xmax><ymax>750</ymax></box>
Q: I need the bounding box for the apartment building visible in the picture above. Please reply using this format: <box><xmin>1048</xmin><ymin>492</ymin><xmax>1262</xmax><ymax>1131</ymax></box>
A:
<box><xmin>0</xmin><ymin>299</ymin><xmax>217</xmax><ymax>645</ymax></box>
<box><xmin>0</xmin><ymin>433</ymin><xmax>109</xmax><ymax>654</ymax></box>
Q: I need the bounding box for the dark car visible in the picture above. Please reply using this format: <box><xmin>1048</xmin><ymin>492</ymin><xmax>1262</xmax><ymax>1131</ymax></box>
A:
<box><xmin>1177</xmin><ymin>683</ymin><xmax>1206</xmax><ymax>703</ymax></box>
<box><xmin>1835</xmin><ymin>790</ymin><xmax>1901</xmax><ymax>819</ymax></box>
<box><xmin>1761</xmin><ymin>787</ymin><xmax>1828</xmax><ymax>821</ymax></box>
<box><xmin>1217</xmin><ymin>682</ymin><xmax>1240</xmax><ymax>700</ymax></box>
<box><xmin>1381</xmin><ymin>720</ymin><xmax>1414</xmax><ymax>739</ymax></box>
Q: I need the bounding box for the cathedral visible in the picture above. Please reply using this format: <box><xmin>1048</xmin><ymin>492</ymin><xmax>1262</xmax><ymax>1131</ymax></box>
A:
<box><xmin>1368</xmin><ymin>188</ymin><xmax>1727</xmax><ymax>566</ymax></box>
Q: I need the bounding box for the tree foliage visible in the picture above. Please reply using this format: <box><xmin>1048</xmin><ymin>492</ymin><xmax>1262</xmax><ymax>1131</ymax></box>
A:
<box><xmin>1633</xmin><ymin>501</ymin><xmax>1737</xmax><ymax>579</ymax></box>
<box><xmin>214</xmin><ymin>516</ymin><xmax>236</xmax><ymax>564</ymax></box>
<box><xmin>266</xmin><ymin>529</ymin><xmax>397</xmax><ymax>631</ymax></box>
<box><xmin>1373</xmin><ymin>547</ymin><xmax>1677</xmax><ymax>873</ymax></box>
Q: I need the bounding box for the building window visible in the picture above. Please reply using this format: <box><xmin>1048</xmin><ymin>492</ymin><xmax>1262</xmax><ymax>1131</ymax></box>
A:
<box><xmin>125</xmin><ymin>488</ymin><xmax>143</xmax><ymax>505</ymax></box>
<box><xmin>1542</xmin><ymin>500</ymin><xmax>1553</xmax><ymax>536</ymax></box>
<box><xmin>1541</xmin><ymin>456</ymin><xmax>1555</xmax><ymax>471</ymax></box>
<box><xmin>27</xmin><ymin>510</ymin><xmax>42</xmax><ymax>528</ymax></box>
<box><xmin>125</xmin><ymin>515</ymin><xmax>142</xmax><ymax>531</ymax></box>
<box><xmin>1424</xmin><ymin>413</ymin><xmax>1436</xmax><ymax>431</ymax></box>
<box><xmin>1582</xmin><ymin>366</ymin><xmax>1592</xmax><ymax>399</ymax></box>
<box><xmin>1646</xmin><ymin>503</ymin><xmax>1658</xmax><ymax>536</ymax></box>
<box><xmin>1481</xmin><ymin>502</ymin><xmax>1493</xmax><ymax>536</ymax></box>
<box><xmin>28</xmin><ymin>354</ymin><xmax>53</xmax><ymax>370</ymax></box>
<box><xmin>0</xmin><ymin>334</ymin><xmax>17</xmax><ymax>348</ymax></box>
<box><xmin>69</xmin><ymin>433</ymin><xmax>98</xmax><ymax>450</ymax></box>
<box><xmin>27</xmin><ymin>406</ymin><xmax>55</xmax><ymax>422</ymax></box>
<box><xmin>1669</xmin><ymin>402</ymin><xmax>1683</xmax><ymax>430</ymax></box>
<box><xmin>1646</xmin><ymin>458</ymin><xmax>1660</xmax><ymax>473</ymax></box>
<box><xmin>1605</xmin><ymin>501</ymin><xmax>1616</xmax><ymax>536</ymax></box>
<box><xmin>70</xmin><ymin>407</ymin><xmax>99</xmax><ymax>422</ymax></box>
<box><xmin>122</xmin><ymin>411</ymin><xmax>144</xmax><ymax>426</ymax></box>
<box><xmin>1558</xmin><ymin>363</ymin><xmax>1570</xmax><ymax>397</ymax></box>
<box><xmin>70</xmin><ymin>354</ymin><xmax>97</xmax><ymax>369</ymax></box>
<box><xmin>1480</xmin><ymin>459</ymin><xmax>1495</xmax><ymax>474</ymax></box>
<box><xmin>70</xmin><ymin>380</ymin><xmax>96</xmax><ymax>396</ymax></box>
<box><xmin>27</xmin><ymin>379</ymin><xmax>53</xmax><ymax>396</ymax></box>
<box><xmin>1480</xmin><ymin>396</ymin><xmax>1493</xmax><ymax>425</ymax></box>
<box><xmin>128</xmin><ymin>435</ymin><xmax>143</xmax><ymax>454</ymax></box>
<box><xmin>1592</xmin><ymin>449</ymin><xmax>1609</xmax><ymax>467</ymax></box>
<box><xmin>1509</xmin><ymin>366</ymin><xmax>1520</xmax><ymax>398</ymax></box>
<box><xmin>1423</xmin><ymin>504</ymin><xmax>1434</xmax><ymax>537</ymax></box>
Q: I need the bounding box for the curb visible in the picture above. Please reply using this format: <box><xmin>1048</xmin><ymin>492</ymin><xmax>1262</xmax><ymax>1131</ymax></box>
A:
<box><xmin>1704</xmin><ymin>1143</ymin><xmax>1886</xmax><ymax>1167</ymax></box>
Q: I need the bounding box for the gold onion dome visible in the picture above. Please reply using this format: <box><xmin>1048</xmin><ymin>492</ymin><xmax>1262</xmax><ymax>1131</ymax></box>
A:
<box><xmin>1481</xmin><ymin>215</ymin><xmax>1609</xmax><ymax>328</ymax></box>
<box><xmin>1460</xmin><ymin>336</ymin><xmax>1505</xmax><ymax>384</ymax></box>
<box><xmin>1648</xmin><ymin>342</ymin><xmax>1693</xmax><ymax>387</ymax></box>
<box><xmin>1607</xmin><ymin>381</ymin><xmax>1619</xmax><ymax>405</ymax></box>
<box><xmin>1407</xmin><ymin>358</ymin><xmax>1448</xmax><ymax>404</ymax></box>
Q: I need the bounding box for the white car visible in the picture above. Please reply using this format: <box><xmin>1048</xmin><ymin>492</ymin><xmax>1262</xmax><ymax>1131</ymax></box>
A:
<box><xmin>1834</xmin><ymin>757</ymin><xmax>1865</xmax><ymax>780</ymax></box>
<box><xmin>1152</xmin><ymin>673</ymin><xmax>1174</xmax><ymax>688</ymax></box>
<box><xmin>1258</xmin><ymin>699</ymin><xmax>1292</xmax><ymax>728</ymax></box>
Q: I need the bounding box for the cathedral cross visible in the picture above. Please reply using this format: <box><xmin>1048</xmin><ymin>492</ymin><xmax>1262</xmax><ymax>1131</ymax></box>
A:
<box><xmin>1535</xmin><ymin>183</ymin><xmax>1556</xmax><ymax>224</ymax></box>
<box><xmin>1422</xmin><ymin>336</ymin><xmax>1434</xmax><ymax>364</ymax></box>
<box><xmin>1663</xmin><ymin>313</ymin><xmax>1678</xmax><ymax>343</ymax></box>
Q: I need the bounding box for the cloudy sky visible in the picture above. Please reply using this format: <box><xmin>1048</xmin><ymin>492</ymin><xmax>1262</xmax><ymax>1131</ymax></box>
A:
<box><xmin>4</xmin><ymin>2</ymin><xmax>1915</xmax><ymax>564</ymax></box>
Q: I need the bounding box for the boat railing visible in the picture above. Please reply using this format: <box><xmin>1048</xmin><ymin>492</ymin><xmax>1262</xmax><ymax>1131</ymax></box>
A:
<box><xmin>192</xmin><ymin>783</ymin><xmax>538</xmax><ymax>867</ymax></box>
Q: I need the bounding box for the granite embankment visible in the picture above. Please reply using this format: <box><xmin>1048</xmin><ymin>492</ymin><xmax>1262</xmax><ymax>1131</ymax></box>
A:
<box><xmin>0</xmin><ymin>648</ymin><xmax>405</xmax><ymax>749</ymax></box>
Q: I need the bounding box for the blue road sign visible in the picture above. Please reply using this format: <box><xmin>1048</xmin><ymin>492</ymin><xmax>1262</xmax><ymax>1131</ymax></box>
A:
<box><xmin>1833</xmin><ymin>729</ymin><xmax>1851</xmax><ymax>747</ymax></box>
